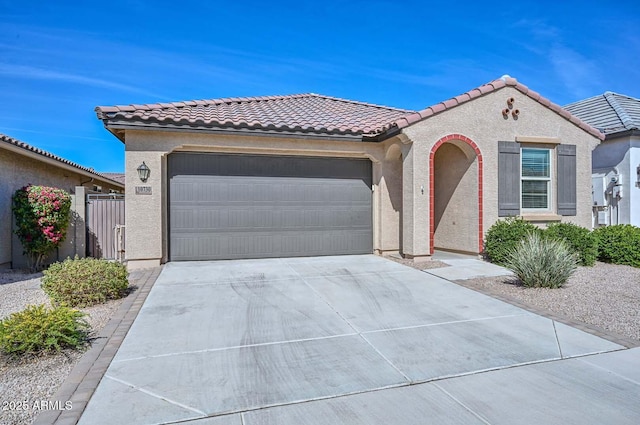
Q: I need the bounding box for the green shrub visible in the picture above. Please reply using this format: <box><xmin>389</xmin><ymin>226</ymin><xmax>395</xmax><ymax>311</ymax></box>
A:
<box><xmin>544</xmin><ymin>222</ymin><xmax>597</xmax><ymax>266</ymax></box>
<box><xmin>42</xmin><ymin>257</ymin><xmax>129</xmax><ymax>307</ymax></box>
<box><xmin>506</xmin><ymin>232</ymin><xmax>578</xmax><ymax>288</ymax></box>
<box><xmin>484</xmin><ymin>217</ymin><xmax>540</xmax><ymax>266</ymax></box>
<box><xmin>0</xmin><ymin>305</ymin><xmax>89</xmax><ymax>356</ymax></box>
<box><xmin>593</xmin><ymin>225</ymin><xmax>640</xmax><ymax>267</ymax></box>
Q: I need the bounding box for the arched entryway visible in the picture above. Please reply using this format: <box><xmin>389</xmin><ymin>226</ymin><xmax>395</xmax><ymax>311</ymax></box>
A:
<box><xmin>429</xmin><ymin>134</ymin><xmax>483</xmax><ymax>255</ymax></box>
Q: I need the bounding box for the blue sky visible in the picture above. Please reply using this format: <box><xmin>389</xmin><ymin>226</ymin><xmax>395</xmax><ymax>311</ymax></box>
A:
<box><xmin>1</xmin><ymin>0</ymin><xmax>639</xmax><ymax>172</ymax></box>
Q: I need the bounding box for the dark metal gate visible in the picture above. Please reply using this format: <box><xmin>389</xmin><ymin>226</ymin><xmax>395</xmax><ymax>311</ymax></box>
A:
<box><xmin>86</xmin><ymin>194</ymin><xmax>125</xmax><ymax>260</ymax></box>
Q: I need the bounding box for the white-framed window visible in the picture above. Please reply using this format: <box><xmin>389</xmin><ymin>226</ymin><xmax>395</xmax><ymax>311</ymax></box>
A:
<box><xmin>521</xmin><ymin>148</ymin><xmax>551</xmax><ymax>211</ymax></box>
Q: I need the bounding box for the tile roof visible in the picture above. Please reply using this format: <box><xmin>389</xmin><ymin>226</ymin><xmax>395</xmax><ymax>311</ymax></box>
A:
<box><xmin>0</xmin><ymin>133</ymin><xmax>125</xmax><ymax>187</ymax></box>
<box><xmin>96</xmin><ymin>93</ymin><xmax>414</xmax><ymax>139</ymax></box>
<box><xmin>564</xmin><ymin>92</ymin><xmax>640</xmax><ymax>136</ymax></box>
<box><xmin>95</xmin><ymin>76</ymin><xmax>604</xmax><ymax>142</ymax></box>
<box><xmin>394</xmin><ymin>76</ymin><xmax>605</xmax><ymax>141</ymax></box>
<box><xmin>101</xmin><ymin>172</ymin><xmax>126</xmax><ymax>185</ymax></box>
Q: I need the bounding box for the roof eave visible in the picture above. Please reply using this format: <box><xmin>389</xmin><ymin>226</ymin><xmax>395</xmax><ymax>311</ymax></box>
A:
<box><xmin>603</xmin><ymin>128</ymin><xmax>640</xmax><ymax>140</ymax></box>
<box><xmin>102</xmin><ymin>120</ymin><xmax>382</xmax><ymax>142</ymax></box>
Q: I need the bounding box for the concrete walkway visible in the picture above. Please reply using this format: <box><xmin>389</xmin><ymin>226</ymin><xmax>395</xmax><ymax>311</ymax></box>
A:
<box><xmin>77</xmin><ymin>255</ymin><xmax>640</xmax><ymax>425</ymax></box>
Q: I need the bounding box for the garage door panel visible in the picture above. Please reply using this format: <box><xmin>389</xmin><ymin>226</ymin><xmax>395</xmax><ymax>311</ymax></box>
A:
<box><xmin>169</xmin><ymin>153</ymin><xmax>372</xmax><ymax>261</ymax></box>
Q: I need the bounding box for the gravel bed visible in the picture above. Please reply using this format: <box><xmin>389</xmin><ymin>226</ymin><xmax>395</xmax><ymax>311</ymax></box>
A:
<box><xmin>0</xmin><ymin>272</ymin><xmax>125</xmax><ymax>425</ymax></box>
<box><xmin>458</xmin><ymin>262</ymin><xmax>640</xmax><ymax>342</ymax></box>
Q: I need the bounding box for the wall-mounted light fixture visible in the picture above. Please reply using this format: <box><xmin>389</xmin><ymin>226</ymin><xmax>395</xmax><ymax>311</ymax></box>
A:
<box><xmin>137</xmin><ymin>162</ymin><xmax>150</xmax><ymax>183</ymax></box>
<box><xmin>636</xmin><ymin>164</ymin><xmax>640</xmax><ymax>188</ymax></box>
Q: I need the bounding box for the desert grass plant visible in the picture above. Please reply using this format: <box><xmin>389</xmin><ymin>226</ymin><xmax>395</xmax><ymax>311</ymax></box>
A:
<box><xmin>484</xmin><ymin>217</ymin><xmax>540</xmax><ymax>266</ymax></box>
<box><xmin>42</xmin><ymin>257</ymin><xmax>129</xmax><ymax>308</ymax></box>
<box><xmin>593</xmin><ymin>224</ymin><xmax>640</xmax><ymax>268</ymax></box>
<box><xmin>544</xmin><ymin>222</ymin><xmax>597</xmax><ymax>266</ymax></box>
<box><xmin>506</xmin><ymin>232</ymin><xmax>578</xmax><ymax>288</ymax></box>
<box><xmin>0</xmin><ymin>304</ymin><xmax>89</xmax><ymax>357</ymax></box>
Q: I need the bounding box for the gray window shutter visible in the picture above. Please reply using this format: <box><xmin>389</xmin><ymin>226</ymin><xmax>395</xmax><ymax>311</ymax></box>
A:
<box><xmin>498</xmin><ymin>141</ymin><xmax>521</xmax><ymax>216</ymax></box>
<box><xmin>557</xmin><ymin>144</ymin><xmax>577</xmax><ymax>216</ymax></box>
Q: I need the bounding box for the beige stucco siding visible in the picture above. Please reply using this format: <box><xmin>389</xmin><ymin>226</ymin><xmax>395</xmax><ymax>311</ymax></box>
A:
<box><xmin>123</xmin><ymin>130</ymin><xmax>394</xmax><ymax>267</ymax></box>
<box><xmin>402</xmin><ymin>86</ymin><xmax>600</xmax><ymax>256</ymax></box>
<box><xmin>119</xmin><ymin>86</ymin><xmax>600</xmax><ymax>266</ymax></box>
<box><xmin>0</xmin><ymin>148</ymin><xmax>122</xmax><ymax>268</ymax></box>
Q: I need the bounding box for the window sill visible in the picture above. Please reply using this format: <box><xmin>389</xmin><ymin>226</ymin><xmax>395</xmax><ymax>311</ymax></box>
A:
<box><xmin>520</xmin><ymin>214</ymin><xmax>562</xmax><ymax>222</ymax></box>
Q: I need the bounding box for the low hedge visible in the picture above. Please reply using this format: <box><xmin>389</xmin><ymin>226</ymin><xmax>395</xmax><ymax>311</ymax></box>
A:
<box><xmin>42</xmin><ymin>257</ymin><xmax>129</xmax><ymax>307</ymax></box>
<box><xmin>544</xmin><ymin>222</ymin><xmax>597</xmax><ymax>266</ymax></box>
<box><xmin>0</xmin><ymin>305</ymin><xmax>89</xmax><ymax>356</ymax></box>
<box><xmin>484</xmin><ymin>217</ymin><xmax>540</xmax><ymax>266</ymax></box>
<box><xmin>593</xmin><ymin>224</ymin><xmax>640</xmax><ymax>267</ymax></box>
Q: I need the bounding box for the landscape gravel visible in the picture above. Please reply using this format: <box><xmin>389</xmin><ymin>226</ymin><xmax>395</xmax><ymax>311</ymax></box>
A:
<box><xmin>0</xmin><ymin>271</ymin><xmax>124</xmax><ymax>425</ymax></box>
<box><xmin>457</xmin><ymin>262</ymin><xmax>640</xmax><ymax>342</ymax></box>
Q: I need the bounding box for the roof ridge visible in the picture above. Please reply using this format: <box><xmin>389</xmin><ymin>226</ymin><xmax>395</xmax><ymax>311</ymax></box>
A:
<box><xmin>304</xmin><ymin>93</ymin><xmax>414</xmax><ymax>113</ymax></box>
<box><xmin>391</xmin><ymin>76</ymin><xmax>604</xmax><ymax>141</ymax></box>
<box><xmin>604</xmin><ymin>92</ymin><xmax>639</xmax><ymax>130</ymax></box>
<box><xmin>97</xmin><ymin>92</ymin><xmax>413</xmax><ymax>115</ymax></box>
<box><xmin>0</xmin><ymin>133</ymin><xmax>124</xmax><ymax>186</ymax></box>
<box><xmin>97</xmin><ymin>93</ymin><xmax>314</xmax><ymax>114</ymax></box>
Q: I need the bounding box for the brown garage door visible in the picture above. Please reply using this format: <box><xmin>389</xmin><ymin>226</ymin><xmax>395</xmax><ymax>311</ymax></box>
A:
<box><xmin>168</xmin><ymin>153</ymin><xmax>372</xmax><ymax>261</ymax></box>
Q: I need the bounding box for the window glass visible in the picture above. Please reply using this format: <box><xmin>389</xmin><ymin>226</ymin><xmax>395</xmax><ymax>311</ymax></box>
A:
<box><xmin>522</xmin><ymin>180</ymin><xmax>548</xmax><ymax>209</ymax></box>
<box><xmin>521</xmin><ymin>148</ymin><xmax>551</xmax><ymax>210</ymax></box>
<box><xmin>522</xmin><ymin>149</ymin><xmax>549</xmax><ymax>177</ymax></box>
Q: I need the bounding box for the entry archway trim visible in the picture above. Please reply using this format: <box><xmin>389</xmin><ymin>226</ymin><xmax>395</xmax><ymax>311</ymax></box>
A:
<box><xmin>428</xmin><ymin>134</ymin><xmax>483</xmax><ymax>255</ymax></box>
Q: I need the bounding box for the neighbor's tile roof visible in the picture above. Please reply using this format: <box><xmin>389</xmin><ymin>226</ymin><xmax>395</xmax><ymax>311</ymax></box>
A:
<box><xmin>394</xmin><ymin>76</ymin><xmax>605</xmax><ymax>140</ymax></box>
<box><xmin>0</xmin><ymin>133</ymin><xmax>124</xmax><ymax>187</ymax></box>
<box><xmin>101</xmin><ymin>172</ymin><xmax>126</xmax><ymax>185</ymax></box>
<box><xmin>564</xmin><ymin>92</ymin><xmax>640</xmax><ymax>135</ymax></box>
<box><xmin>96</xmin><ymin>93</ymin><xmax>414</xmax><ymax>138</ymax></box>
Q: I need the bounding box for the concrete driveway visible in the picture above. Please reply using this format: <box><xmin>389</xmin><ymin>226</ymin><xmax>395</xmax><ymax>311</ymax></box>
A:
<box><xmin>79</xmin><ymin>255</ymin><xmax>640</xmax><ymax>424</ymax></box>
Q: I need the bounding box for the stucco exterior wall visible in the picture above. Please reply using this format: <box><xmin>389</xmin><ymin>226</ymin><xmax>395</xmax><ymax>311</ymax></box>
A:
<box><xmin>0</xmin><ymin>148</ymin><xmax>123</xmax><ymax>268</ymax></box>
<box><xmin>402</xmin><ymin>87</ymin><xmax>600</xmax><ymax>257</ymax></box>
<box><xmin>377</xmin><ymin>142</ymin><xmax>403</xmax><ymax>253</ymax></box>
<box><xmin>592</xmin><ymin>134</ymin><xmax>640</xmax><ymax>226</ymax></box>
<box><xmin>631</xmin><ymin>140</ymin><xmax>640</xmax><ymax>227</ymax></box>
<box><xmin>123</xmin><ymin>130</ymin><xmax>393</xmax><ymax>268</ymax></box>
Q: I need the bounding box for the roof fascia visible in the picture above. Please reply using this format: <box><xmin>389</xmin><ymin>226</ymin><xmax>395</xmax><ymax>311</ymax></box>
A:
<box><xmin>103</xmin><ymin>121</ymin><xmax>380</xmax><ymax>143</ymax></box>
<box><xmin>604</xmin><ymin>129</ymin><xmax>640</xmax><ymax>140</ymax></box>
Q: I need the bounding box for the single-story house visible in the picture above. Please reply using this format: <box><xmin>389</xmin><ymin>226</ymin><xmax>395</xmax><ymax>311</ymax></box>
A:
<box><xmin>564</xmin><ymin>92</ymin><xmax>640</xmax><ymax>227</ymax></box>
<box><xmin>95</xmin><ymin>76</ymin><xmax>603</xmax><ymax>269</ymax></box>
<box><xmin>0</xmin><ymin>133</ymin><xmax>125</xmax><ymax>269</ymax></box>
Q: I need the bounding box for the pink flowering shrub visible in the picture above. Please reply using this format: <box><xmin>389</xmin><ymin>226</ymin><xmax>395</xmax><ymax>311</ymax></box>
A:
<box><xmin>12</xmin><ymin>185</ymin><xmax>72</xmax><ymax>270</ymax></box>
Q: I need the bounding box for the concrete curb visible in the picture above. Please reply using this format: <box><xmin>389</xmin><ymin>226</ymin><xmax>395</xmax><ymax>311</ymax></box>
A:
<box><xmin>34</xmin><ymin>267</ymin><xmax>162</xmax><ymax>425</ymax></box>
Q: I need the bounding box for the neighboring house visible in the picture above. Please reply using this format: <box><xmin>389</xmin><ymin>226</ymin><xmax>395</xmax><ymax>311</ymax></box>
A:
<box><xmin>101</xmin><ymin>172</ymin><xmax>126</xmax><ymax>186</ymax></box>
<box><xmin>565</xmin><ymin>92</ymin><xmax>640</xmax><ymax>227</ymax></box>
<box><xmin>0</xmin><ymin>133</ymin><xmax>125</xmax><ymax>268</ymax></box>
<box><xmin>95</xmin><ymin>76</ymin><xmax>603</xmax><ymax>269</ymax></box>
